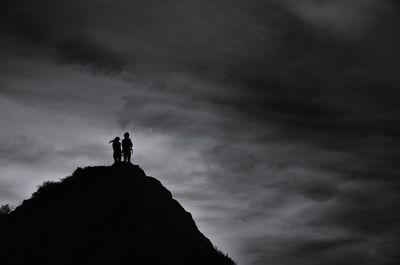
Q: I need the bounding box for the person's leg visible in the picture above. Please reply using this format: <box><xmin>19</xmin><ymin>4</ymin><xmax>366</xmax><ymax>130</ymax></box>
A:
<box><xmin>127</xmin><ymin>152</ymin><xmax>131</xmax><ymax>163</ymax></box>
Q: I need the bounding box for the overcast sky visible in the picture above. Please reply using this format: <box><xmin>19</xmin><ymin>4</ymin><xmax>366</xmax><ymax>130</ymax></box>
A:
<box><xmin>1</xmin><ymin>1</ymin><xmax>399</xmax><ymax>264</ymax></box>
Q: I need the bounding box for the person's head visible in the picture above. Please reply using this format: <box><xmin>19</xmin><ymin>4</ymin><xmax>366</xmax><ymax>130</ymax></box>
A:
<box><xmin>109</xmin><ymin>137</ymin><xmax>120</xmax><ymax>143</ymax></box>
<box><xmin>124</xmin><ymin>132</ymin><xmax>129</xmax><ymax>138</ymax></box>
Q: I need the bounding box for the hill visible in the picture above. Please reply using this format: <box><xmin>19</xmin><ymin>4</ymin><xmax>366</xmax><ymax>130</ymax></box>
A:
<box><xmin>0</xmin><ymin>163</ymin><xmax>235</xmax><ymax>265</ymax></box>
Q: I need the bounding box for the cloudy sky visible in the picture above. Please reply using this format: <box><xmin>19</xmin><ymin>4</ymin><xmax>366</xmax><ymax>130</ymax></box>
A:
<box><xmin>1</xmin><ymin>0</ymin><xmax>399</xmax><ymax>264</ymax></box>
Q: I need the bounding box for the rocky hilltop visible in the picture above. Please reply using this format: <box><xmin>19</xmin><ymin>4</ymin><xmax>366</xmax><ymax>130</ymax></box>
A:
<box><xmin>0</xmin><ymin>164</ymin><xmax>235</xmax><ymax>265</ymax></box>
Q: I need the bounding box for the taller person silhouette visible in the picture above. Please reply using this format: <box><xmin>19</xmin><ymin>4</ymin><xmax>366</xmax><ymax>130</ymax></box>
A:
<box><xmin>122</xmin><ymin>132</ymin><xmax>133</xmax><ymax>163</ymax></box>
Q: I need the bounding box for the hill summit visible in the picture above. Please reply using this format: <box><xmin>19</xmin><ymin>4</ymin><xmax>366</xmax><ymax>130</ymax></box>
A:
<box><xmin>0</xmin><ymin>163</ymin><xmax>235</xmax><ymax>265</ymax></box>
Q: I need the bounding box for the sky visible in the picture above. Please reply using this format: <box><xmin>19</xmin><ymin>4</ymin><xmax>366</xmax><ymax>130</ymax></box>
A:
<box><xmin>1</xmin><ymin>0</ymin><xmax>399</xmax><ymax>264</ymax></box>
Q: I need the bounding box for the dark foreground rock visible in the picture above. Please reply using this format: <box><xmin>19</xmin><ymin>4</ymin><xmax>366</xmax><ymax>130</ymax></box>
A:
<box><xmin>0</xmin><ymin>163</ymin><xmax>235</xmax><ymax>265</ymax></box>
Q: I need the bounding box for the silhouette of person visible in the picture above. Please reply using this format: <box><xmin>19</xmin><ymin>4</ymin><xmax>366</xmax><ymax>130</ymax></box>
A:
<box><xmin>109</xmin><ymin>137</ymin><xmax>122</xmax><ymax>163</ymax></box>
<box><xmin>122</xmin><ymin>132</ymin><xmax>133</xmax><ymax>163</ymax></box>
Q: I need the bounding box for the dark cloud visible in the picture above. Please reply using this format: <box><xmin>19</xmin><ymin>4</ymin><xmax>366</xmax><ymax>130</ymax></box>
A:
<box><xmin>1</xmin><ymin>0</ymin><xmax>399</xmax><ymax>264</ymax></box>
<box><xmin>0</xmin><ymin>136</ymin><xmax>51</xmax><ymax>166</ymax></box>
<box><xmin>55</xmin><ymin>39</ymin><xmax>126</xmax><ymax>71</ymax></box>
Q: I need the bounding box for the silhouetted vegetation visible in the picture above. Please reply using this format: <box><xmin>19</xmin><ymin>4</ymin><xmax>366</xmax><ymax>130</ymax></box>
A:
<box><xmin>32</xmin><ymin>181</ymin><xmax>59</xmax><ymax>198</ymax></box>
<box><xmin>0</xmin><ymin>164</ymin><xmax>235</xmax><ymax>265</ymax></box>
<box><xmin>0</xmin><ymin>204</ymin><xmax>12</xmax><ymax>215</ymax></box>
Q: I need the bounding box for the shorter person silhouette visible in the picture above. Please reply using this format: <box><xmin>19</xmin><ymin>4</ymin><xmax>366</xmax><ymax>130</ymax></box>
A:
<box><xmin>109</xmin><ymin>137</ymin><xmax>122</xmax><ymax>163</ymax></box>
<box><xmin>122</xmin><ymin>132</ymin><xmax>133</xmax><ymax>163</ymax></box>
